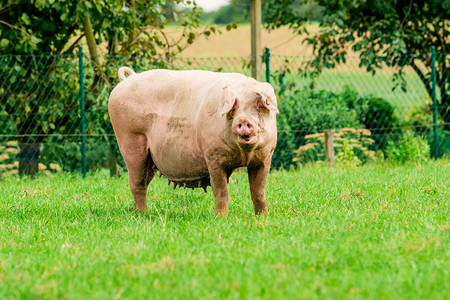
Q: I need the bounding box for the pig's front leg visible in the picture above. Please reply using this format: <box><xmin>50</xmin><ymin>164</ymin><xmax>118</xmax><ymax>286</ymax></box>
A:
<box><xmin>248</xmin><ymin>162</ymin><xmax>270</xmax><ymax>215</ymax></box>
<box><xmin>207</xmin><ymin>163</ymin><xmax>230</xmax><ymax>216</ymax></box>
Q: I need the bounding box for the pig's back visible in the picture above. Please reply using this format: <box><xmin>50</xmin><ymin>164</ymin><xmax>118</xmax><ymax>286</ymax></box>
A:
<box><xmin>110</xmin><ymin>69</ymin><xmax>245</xmax><ymax>121</ymax></box>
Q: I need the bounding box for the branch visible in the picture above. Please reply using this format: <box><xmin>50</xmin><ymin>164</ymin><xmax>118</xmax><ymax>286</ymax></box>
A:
<box><xmin>56</xmin><ymin>23</ymin><xmax>78</xmax><ymax>54</ymax></box>
<box><xmin>0</xmin><ymin>20</ymin><xmax>32</xmax><ymax>39</ymax></box>
<box><xmin>157</xmin><ymin>28</ymin><xmax>172</xmax><ymax>57</ymax></box>
<box><xmin>0</xmin><ymin>2</ymin><xmax>18</xmax><ymax>13</ymax></box>
<box><xmin>62</xmin><ymin>34</ymin><xmax>85</xmax><ymax>55</ymax></box>
<box><xmin>399</xmin><ymin>0</ymin><xmax>413</xmax><ymax>31</ymax></box>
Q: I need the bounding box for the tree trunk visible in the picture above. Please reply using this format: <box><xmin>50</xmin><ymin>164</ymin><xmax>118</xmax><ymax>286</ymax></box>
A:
<box><xmin>16</xmin><ymin>102</ymin><xmax>44</xmax><ymax>177</ymax></box>
<box><xmin>18</xmin><ymin>142</ymin><xmax>41</xmax><ymax>177</ymax></box>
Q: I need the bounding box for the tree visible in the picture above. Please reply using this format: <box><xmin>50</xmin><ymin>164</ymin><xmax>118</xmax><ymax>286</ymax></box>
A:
<box><xmin>0</xmin><ymin>0</ymin><xmax>215</xmax><ymax>176</ymax></box>
<box><xmin>263</xmin><ymin>0</ymin><xmax>449</xmax><ymax>129</ymax></box>
<box><xmin>201</xmin><ymin>0</ymin><xmax>250</xmax><ymax>24</ymax></box>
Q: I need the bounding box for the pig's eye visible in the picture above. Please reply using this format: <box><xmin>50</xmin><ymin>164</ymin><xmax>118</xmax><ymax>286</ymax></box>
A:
<box><xmin>255</xmin><ymin>99</ymin><xmax>270</xmax><ymax>114</ymax></box>
<box><xmin>225</xmin><ymin>102</ymin><xmax>237</xmax><ymax>118</ymax></box>
<box><xmin>228</xmin><ymin>100</ymin><xmax>239</xmax><ymax>116</ymax></box>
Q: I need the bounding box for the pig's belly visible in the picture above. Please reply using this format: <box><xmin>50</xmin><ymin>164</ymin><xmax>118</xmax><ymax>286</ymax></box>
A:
<box><xmin>148</xmin><ymin>131</ymin><xmax>210</xmax><ymax>187</ymax></box>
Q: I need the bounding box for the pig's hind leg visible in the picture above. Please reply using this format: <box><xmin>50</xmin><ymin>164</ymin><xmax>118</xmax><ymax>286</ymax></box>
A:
<box><xmin>119</xmin><ymin>134</ymin><xmax>157</xmax><ymax>211</ymax></box>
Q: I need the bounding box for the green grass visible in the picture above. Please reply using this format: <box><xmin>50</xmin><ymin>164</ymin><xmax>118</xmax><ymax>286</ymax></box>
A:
<box><xmin>0</xmin><ymin>162</ymin><xmax>449</xmax><ymax>299</ymax></box>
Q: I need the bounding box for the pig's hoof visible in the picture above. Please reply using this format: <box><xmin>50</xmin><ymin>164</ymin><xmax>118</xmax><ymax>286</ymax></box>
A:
<box><xmin>215</xmin><ymin>210</ymin><xmax>229</xmax><ymax>217</ymax></box>
<box><xmin>129</xmin><ymin>204</ymin><xmax>149</xmax><ymax>213</ymax></box>
<box><xmin>255</xmin><ymin>208</ymin><xmax>268</xmax><ymax>216</ymax></box>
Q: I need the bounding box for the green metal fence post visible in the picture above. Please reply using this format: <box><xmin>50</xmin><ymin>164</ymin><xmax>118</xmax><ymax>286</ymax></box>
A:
<box><xmin>264</xmin><ymin>47</ymin><xmax>270</xmax><ymax>83</ymax></box>
<box><xmin>78</xmin><ymin>45</ymin><xmax>87</xmax><ymax>177</ymax></box>
<box><xmin>431</xmin><ymin>46</ymin><xmax>438</xmax><ymax>159</ymax></box>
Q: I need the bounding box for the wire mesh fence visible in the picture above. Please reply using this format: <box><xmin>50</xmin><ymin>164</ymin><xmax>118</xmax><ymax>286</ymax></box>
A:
<box><xmin>0</xmin><ymin>48</ymin><xmax>448</xmax><ymax>177</ymax></box>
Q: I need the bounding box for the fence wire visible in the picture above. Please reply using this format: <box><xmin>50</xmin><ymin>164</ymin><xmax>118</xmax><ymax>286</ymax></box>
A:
<box><xmin>0</xmin><ymin>50</ymin><xmax>448</xmax><ymax>176</ymax></box>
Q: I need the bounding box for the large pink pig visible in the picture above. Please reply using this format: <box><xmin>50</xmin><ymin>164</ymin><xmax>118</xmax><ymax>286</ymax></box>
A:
<box><xmin>108</xmin><ymin>67</ymin><xmax>278</xmax><ymax>215</ymax></box>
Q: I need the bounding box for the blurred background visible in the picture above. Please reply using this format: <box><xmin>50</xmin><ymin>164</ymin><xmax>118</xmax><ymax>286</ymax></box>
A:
<box><xmin>0</xmin><ymin>0</ymin><xmax>448</xmax><ymax>177</ymax></box>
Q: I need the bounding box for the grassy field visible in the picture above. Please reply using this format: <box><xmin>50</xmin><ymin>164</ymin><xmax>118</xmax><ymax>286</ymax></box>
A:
<box><xmin>280</xmin><ymin>70</ymin><xmax>429</xmax><ymax>110</ymax></box>
<box><xmin>0</xmin><ymin>161</ymin><xmax>448</xmax><ymax>299</ymax></box>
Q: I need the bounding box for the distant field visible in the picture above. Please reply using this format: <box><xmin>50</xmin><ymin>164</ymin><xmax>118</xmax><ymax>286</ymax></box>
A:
<box><xmin>0</xmin><ymin>162</ymin><xmax>449</xmax><ymax>298</ymax></box>
<box><xmin>281</xmin><ymin>70</ymin><xmax>429</xmax><ymax>109</ymax></box>
<box><xmin>169</xmin><ymin>23</ymin><xmax>317</xmax><ymax>57</ymax></box>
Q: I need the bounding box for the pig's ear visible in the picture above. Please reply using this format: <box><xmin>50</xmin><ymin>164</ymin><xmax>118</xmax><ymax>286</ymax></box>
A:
<box><xmin>256</xmin><ymin>83</ymin><xmax>279</xmax><ymax>114</ymax></box>
<box><xmin>219</xmin><ymin>85</ymin><xmax>237</xmax><ymax>116</ymax></box>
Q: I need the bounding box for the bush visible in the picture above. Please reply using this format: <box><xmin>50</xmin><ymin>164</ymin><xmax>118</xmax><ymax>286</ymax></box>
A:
<box><xmin>385</xmin><ymin>132</ymin><xmax>430</xmax><ymax>163</ymax></box>
<box><xmin>429</xmin><ymin>130</ymin><xmax>450</xmax><ymax>158</ymax></box>
<box><xmin>201</xmin><ymin>1</ymin><xmax>249</xmax><ymax>24</ymax></box>
<box><xmin>404</xmin><ymin>104</ymin><xmax>449</xmax><ymax>158</ymax></box>
<box><xmin>345</xmin><ymin>87</ymin><xmax>399</xmax><ymax>150</ymax></box>
<box><xmin>293</xmin><ymin>128</ymin><xmax>376</xmax><ymax>166</ymax></box>
<box><xmin>273</xmin><ymin>86</ymin><xmax>398</xmax><ymax>169</ymax></box>
<box><xmin>274</xmin><ymin>88</ymin><xmax>361</xmax><ymax>168</ymax></box>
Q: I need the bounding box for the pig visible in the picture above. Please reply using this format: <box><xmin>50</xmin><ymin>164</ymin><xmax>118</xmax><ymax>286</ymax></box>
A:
<box><xmin>108</xmin><ymin>67</ymin><xmax>278</xmax><ymax>215</ymax></box>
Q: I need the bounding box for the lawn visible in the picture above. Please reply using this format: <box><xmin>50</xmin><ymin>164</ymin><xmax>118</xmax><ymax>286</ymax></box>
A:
<box><xmin>0</xmin><ymin>161</ymin><xmax>448</xmax><ymax>299</ymax></box>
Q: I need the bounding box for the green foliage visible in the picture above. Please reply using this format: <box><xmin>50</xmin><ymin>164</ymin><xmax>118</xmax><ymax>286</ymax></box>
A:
<box><xmin>0</xmin><ymin>162</ymin><xmax>448</xmax><ymax>298</ymax></box>
<box><xmin>345</xmin><ymin>88</ymin><xmax>399</xmax><ymax>150</ymax></box>
<box><xmin>0</xmin><ymin>55</ymin><xmax>81</xmax><ymax>175</ymax></box>
<box><xmin>385</xmin><ymin>132</ymin><xmax>430</xmax><ymax>163</ymax></box>
<box><xmin>430</xmin><ymin>130</ymin><xmax>450</xmax><ymax>158</ymax></box>
<box><xmin>274</xmin><ymin>87</ymin><xmax>395</xmax><ymax>168</ymax></box>
<box><xmin>263</xmin><ymin>0</ymin><xmax>449</xmax><ymax>128</ymax></box>
<box><xmin>404</xmin><ymin>104</ymin><xmax>450</xmax><ymax>158</ymax></box>
<box><xmin>0</xmin><ymin>0</ymin><xmax>211</xmax><ymax>175</ymax></box>
<box><xmin>0</xmin><ymin>0</ymin><xmax>79</xmax><ymax>54</ymax></box>
<box><xmin>0</xmin><ymin>0</ymin><xmax>207</xmax><ymax>56</ymax></box>
<box><xmin>201</xmin><ymin>0</ymin><xmax>249</xmax><ymax>24</ymax></box>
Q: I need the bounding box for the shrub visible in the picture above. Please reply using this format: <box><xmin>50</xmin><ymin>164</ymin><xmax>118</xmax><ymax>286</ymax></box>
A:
<box><xmin>404</xmin><ymin>104</ymin><xmax>449</xmax><ymax>158</ymax></box>
<box><xmin>385</xmin><ymin>132</ymin><xmax>430</xmax><ymax>163</ymax></box>
<box><xmin>345</xmin><ymin>88</ymin><xmax>399</xmax><ymax>150</ymax></box>
<box><xmin>293</xmin><ymin>128</ymin><xmax>376</xmax><ymax>166</ymax></box>
<box><xmin>273</xmin><ymin>85</ymin><xmax>398</xmax><ymax>169</ymax></box>
<box><xmin>274</xmin><ymin>88</ymin><xmax>362</xmax><ymax>168</ymax></box>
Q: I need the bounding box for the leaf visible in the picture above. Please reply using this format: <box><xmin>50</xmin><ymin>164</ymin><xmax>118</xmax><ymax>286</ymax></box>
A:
<box><xmin>0</xmin><ymin>39</ymin><xmax>9</xmax><ymax>48</ymax></box>
<box><xmin>21</xmin><ymin>14</ymin><xmax>31</xmax><ymax>26</ymax></box>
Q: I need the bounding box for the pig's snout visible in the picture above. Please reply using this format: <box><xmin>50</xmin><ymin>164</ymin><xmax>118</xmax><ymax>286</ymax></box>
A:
<box><xmin>235</xmin><ymin>119</ymin><xmax>254</xmax><ymax>136</ymax></box>
<box><xmin>234</xmin><ymin>118</ymin><xmax>257</xmax><ymax>144</ymax></box>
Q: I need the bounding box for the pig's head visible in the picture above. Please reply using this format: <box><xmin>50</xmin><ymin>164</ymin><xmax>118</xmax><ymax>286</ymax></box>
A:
<box><xmin>219</xmin><ymin>82</ymin><xmax>278</xmax><ymax>150</ymax></box>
